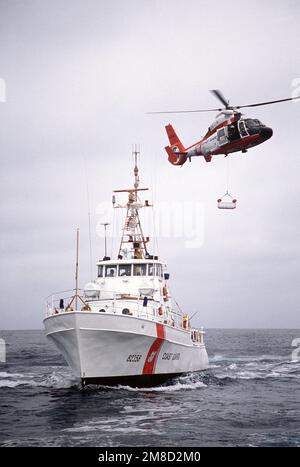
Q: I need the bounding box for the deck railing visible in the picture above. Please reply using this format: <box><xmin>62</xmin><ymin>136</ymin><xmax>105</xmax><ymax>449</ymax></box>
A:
<box><xmin>45</xmin><ymin>289</ymin><xmax>205</xmax><ymax>342</ymax></box>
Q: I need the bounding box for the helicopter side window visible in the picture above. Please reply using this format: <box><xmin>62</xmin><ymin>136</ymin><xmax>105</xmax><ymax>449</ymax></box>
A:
<box><xmin>217</xmin><ymin>128</ymin><xmax>227</xmax><ymax>145</ymax></box>
<box><xmin>227</xmin><ymin>122</ymin><xmax>240</xmax><ymax>142</ymax></box>
<box><xmin>238</xmin><ymin>121</ymin><xmax>248</xmax><ymax>137</ymax></box>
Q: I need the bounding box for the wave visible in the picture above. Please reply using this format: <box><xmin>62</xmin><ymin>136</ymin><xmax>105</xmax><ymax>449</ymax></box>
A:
<box><xmin>212</xmin><ymin>359</ymin><xmax>300</xmax><ymax>382</ymax></box>
<box><xmin>208</xmin><ymin>353</ymin><xmax>300</xmax><ymax>382</ymax></box>
<box><xmin>1</xmin><ymin>354</ymin><xmax>299</xmax><ymax>391</ymax></box>
<box><xmin>209</xmin><ymin>354</ymin><xmax>287</xmax><ymax>363</ymax></box>
<box><xmin>39</xmin><ymin>371</ymin><xmax>78</xmax><ymax>389</ymax></box>
<box><xmin>111</xmin><ymin>380</ymin><xmax>207</xmax><ymax>393</ymax></box>
<box><xmin>0</xmin><ymin>371</ymin><xmax>30</xmax><ymax>379</ymax></box>
<box><xmin>0</xmin><ymin>379</ymin><xmax>36</xmax><ymax>388</ymax></box>
<box><xmin>0</xmin><ymin>369</ymin><xmax>78</xmax><ymax>389</ymax></box>
<box><xmin>89</xmin><ymin>372</ymin><xmax>208</xmax><ymax>393</ymax></box>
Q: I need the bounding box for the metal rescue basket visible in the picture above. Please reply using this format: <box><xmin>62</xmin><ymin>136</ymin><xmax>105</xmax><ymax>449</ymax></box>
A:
<box><xmin>217</xmin><ymin>191</ymin><xmax>237</xmax><ymax>209</ymax></box>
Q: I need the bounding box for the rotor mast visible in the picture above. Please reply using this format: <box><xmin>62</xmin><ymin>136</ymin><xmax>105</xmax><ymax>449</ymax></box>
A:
<box><xmin>113</xmin><ymin>147</ymin><xmax>151</xmax><ymax>260</ymax></box>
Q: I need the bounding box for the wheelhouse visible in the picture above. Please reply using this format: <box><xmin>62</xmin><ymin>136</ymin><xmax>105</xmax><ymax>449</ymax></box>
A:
<box><xmin>97</xmin><ymin>261</ymin><xmax>164</xmax><ymax>279</ymax></box>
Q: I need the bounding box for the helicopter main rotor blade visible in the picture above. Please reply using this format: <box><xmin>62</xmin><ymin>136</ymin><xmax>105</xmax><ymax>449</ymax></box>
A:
<box><xmin>147</xmin><ymin>93</ymin><xmax>300</xmax><ymax>114</ymax></box>
<box><xmin>210</xmin><ymin>89</ymin><xmax>230</xmax><ymax>109</ymax></box>
<box><xmin>236</xmin><ymin>96</ymin><xmax>300</xmax><ymax>109</ymax></box>
<box><xmin>147</xmin><ymin>108</ymin><xmax>222</xmax><ymax>114</ymax></box>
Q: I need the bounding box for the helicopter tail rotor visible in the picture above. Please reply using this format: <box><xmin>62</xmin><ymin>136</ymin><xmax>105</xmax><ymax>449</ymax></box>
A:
<box><xmin>165</xmin><ymin>124</ymin><xmax>188</xmax><ymax>166</ymax></box>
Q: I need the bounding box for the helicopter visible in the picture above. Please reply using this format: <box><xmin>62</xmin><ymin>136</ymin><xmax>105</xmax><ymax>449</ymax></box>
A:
<box><xmin>149</xmin><ymin>90</ymin><xmax>299</xmax><ymax>166</ymax></box>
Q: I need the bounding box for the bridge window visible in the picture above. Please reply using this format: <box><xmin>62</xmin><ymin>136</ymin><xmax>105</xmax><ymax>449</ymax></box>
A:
<box><xmin>133</xmin><ymin>264</ymin><xmax>147</xmax><ymax>276</ymax></box>
<box><xmin>119</xmin><ymin>264</ymin><xmax>132</xmax><ymax>276</ymax></box>
<box><xmin>148</xmin><ymin>264</ymin><xmax>155</xmax><ymax>276</ymax></box>
<box><xmin>156</xmin><ymin>264</ymin><xmax>163</xmax><ymax>277</ymax></box>
<box><xmin>105</xmin><ymin>265</ymin><xmax>118</xmax><ymax>277</ymax></box>
<box><xmin>98</xmin><ymin>265</ymin><xmax>103</xmax><ymax>277</ymax></box>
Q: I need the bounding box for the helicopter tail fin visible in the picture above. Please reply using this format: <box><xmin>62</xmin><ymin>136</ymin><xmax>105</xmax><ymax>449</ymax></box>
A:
<box><xmin>165</xmin><ymin>124</ymin><xmax>187</xmax><ymax>166</ymax></box>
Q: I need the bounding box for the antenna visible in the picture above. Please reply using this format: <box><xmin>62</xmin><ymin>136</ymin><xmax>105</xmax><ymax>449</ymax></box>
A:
<box><xmin>75</xmin><ymin>228</ymin><xmax>79</xmax><ymax>310</ymax></box>
<box><xmin>113</xmin><ymin>146</ymin><xmax>152</xmax><ymax>260</ymax></box>
<box><xmin>133</xmin><ymin>143</ymin><xmax>140</xmax><ymax>193</ymax></box>
<box><xmin>65</xmin><ymin>228</ymin><xmax>86</xmax><ymax>311</ymax></box>
<box><xmin>101</xmin><ymin>222</ymin><xmax>110</xmax><ymax>259</ymax></box>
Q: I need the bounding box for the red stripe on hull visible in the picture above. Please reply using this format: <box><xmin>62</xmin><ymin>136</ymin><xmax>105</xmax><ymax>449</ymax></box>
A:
<box><xmin>142</xmin><ymin>324</ymin><xmax>165</xmax><ymax>375</ymax></box>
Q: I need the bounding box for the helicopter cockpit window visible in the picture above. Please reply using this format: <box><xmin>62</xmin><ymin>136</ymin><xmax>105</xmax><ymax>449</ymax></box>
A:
<box><xmin>118</xmin><ymin>264</ymin><xmax>132</xmax><ymax>277</ymax></box>
<box><xmin>244</xmin><ymin>119</ymin><xmax>262</xmax><ymax>134</ymax></box>
<box><xmin>253</xmin><ymin>119</ymin><xmax>265</xmax><ymax>126</ymax></box>
<box><xmin>105</xmin><ymin>265</ymin><xmax>118</xmax><ymax>277</ymax></box>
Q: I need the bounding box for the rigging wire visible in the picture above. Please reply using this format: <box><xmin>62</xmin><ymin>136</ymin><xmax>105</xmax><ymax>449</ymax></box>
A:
<box><xmin>84</xmin><ymin>156</ymin><xmax>93</xmax><ymax>281</ymax></box>
<box><xmin>226</xmin><ymin>156</ymin><xmax>230</xmax><ymax>194</ymax></box>
<box><xmin>166</xmin><ymin>280</ymin><xmax>183</xmax><ymax>315</ymax></box>
<box><xmin>150</xmin><ymin>150</ymin><xmax>160</xmax><ymax>259</ymax></box>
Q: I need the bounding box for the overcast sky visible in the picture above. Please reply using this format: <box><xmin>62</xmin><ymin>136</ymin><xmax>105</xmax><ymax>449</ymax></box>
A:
<box><xmin>0</xmin><ymin>0</ymin><xmax>299</xmax><ymax>329</ymax></box>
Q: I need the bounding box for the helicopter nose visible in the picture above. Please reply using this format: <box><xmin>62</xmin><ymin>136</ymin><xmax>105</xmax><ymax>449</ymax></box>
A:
<box><xmin>260</xmin><ymin>127</ymin><xmax>273</xmax><ymax>140</ymax></box>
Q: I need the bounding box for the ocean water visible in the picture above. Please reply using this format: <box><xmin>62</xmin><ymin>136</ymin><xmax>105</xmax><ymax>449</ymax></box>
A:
<box><xmin>0</xmin><ymin>329</ymin><xmax>299</xmax><ymax>447</ymax></box>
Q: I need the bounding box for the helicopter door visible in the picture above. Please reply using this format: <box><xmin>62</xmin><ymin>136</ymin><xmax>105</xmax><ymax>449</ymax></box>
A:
<box><xmin>227</xmin><ymin>122</ymin><xmax>240</xmax><ymax>142</ymax></box>
<box><xmin>238</xmin><ymin>120</ymin><xmax>249</xmax><ymax>138</ymax></box>
<box><xmin>217</xmin><ymin>128</ymin><xmax>228</xmax><ymax>146</ymax></box>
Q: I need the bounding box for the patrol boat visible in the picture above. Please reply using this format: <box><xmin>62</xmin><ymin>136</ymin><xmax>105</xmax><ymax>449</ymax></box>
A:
<box><xmin>44</xmin><ymin>152</ymin><xmax>209</xmax><ymax>387</ymax></box>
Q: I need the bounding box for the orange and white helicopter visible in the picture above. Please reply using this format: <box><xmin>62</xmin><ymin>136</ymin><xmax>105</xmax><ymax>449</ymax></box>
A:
<box><xmin>150</xmin><ymin>90</ymin><xmax>299</xmax><ymax>166</ymax></box>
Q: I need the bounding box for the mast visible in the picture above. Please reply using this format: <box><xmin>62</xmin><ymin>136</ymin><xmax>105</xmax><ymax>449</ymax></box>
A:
<box><xmin>113</xmin><ymin>147</ymin><xmax>152</xmax><ymax>260</ymax></box>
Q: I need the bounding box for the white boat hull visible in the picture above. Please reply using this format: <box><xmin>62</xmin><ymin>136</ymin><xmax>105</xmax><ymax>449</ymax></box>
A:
<box><xmin>44</xmin><ymin>312</ymin><xmax>209</xmax><ymax>387</ymax></box>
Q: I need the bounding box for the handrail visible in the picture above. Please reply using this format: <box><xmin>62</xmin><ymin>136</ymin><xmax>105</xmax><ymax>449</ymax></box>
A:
<box><xmin>45</xmin><ymin>289</ymin><xmax>187</xmax><ymax>319</ymax></box>
<box><xmin>45</xmin><ymin>289</ymin><xmax>205</xmax><ymax>337</ymax></box>
<box><xmin>45</xmin><ymin>288</ymin><xmax>84</xmax><ymax>301</ymax></box>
